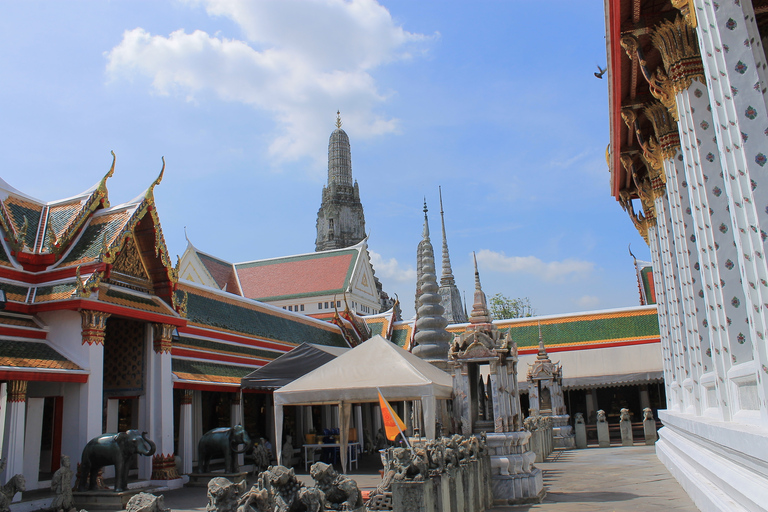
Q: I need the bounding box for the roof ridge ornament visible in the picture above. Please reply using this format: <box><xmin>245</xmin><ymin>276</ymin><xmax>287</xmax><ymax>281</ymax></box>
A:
<box><xmin>336</xmin><ymin>110</ymin><xmax>342</xmax><ymax>129</ymax></box>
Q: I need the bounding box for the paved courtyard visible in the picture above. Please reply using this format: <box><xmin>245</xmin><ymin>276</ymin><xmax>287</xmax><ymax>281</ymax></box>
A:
<box><xmin>70</xmin><ymin>445</ymin><xmax>698</xmax><ymax>512</ymax></box>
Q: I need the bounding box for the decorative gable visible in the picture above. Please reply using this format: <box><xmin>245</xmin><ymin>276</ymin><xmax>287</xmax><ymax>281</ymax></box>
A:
<box><xmin>108</xmin><ymin>236</ymin><xmax>152</xmax><ymax>292</ymax></box>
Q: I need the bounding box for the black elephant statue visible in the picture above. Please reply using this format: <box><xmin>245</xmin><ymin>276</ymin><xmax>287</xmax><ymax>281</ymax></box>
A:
<box><xmin>197</xmin><ymin>425</ymin><xmax>253</xmax><ymax>473</ymax></box>
<box><xmin>78</xmin><ymin>430</ymin><xmax>156</xmax><ymax>492</ymax></box>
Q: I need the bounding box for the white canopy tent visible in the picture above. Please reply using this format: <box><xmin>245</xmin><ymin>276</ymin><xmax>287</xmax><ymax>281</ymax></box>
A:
<box><xmin>273</xmin><ymin>335</ymin><xmax>453</xmax><ymax>473</ymax></box>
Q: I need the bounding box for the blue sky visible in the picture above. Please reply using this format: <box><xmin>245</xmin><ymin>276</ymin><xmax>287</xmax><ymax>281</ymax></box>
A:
<box><xmin>0</xmin><ymin>1</ymin><xmax>648</xmax><ymax>319</ymax></box>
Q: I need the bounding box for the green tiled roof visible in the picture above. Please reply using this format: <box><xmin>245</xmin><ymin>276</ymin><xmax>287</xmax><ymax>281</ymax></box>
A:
<box><xmin>369</xmin><ymin>322</ymin><xmax>384</xmax><ymax>337</ymax></box>
<box><xmin>60</xmin><ymin>214</ymin><xmax>127</xmax><ymax>265</ymax></box>
<box><xmin>181</xmin><ymin>289</ymin><xmax>347</xmax><ymax>348</ymax></box>
<box><xmin>176</xmin><ymin>335</ymin><xmax>281</xmax><ymax>361</ymax></box>
<box><xmin>0</xmin><ymin>237</ymin><xmax>11</xmax><ymax>266</ymax></box>
<box><xmin>0</xmin><ymin>338</ymin><xmax>82</xmax><ymax>369</ymax></box>
<box><xmin>6</xmin><ymin>201</ymin><xmax>41</xmax><ymax>250</ymax></box>
<box><xmin>172</xmin><ymin>358</ymin><xmax>252</xmax><ymax>379</ymax></box>
<box><xmin>391</xmin><ymin>326</ymin><xmax>410</xmax><ymax>348</ymax></box>
<box><xmin>4</xmin><ymin>283</ymin><xmax>30</xmax><ymax>303</ymax></box>
<box><xmin>105</xmin><ymin>288</ymin><xmax>159</xmax><ymax>308</ymax></box>
<box><xmin>498</xmin><ymin>312</ymin><xmax>660</xmax><ymax>349</ymax></box>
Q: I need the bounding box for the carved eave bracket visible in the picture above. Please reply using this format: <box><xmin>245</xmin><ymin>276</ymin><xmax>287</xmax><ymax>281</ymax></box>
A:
<box><xmin>651</xmin><ymin>17</ymin><xmax>704</xmax><ymax>96</ymax></box>
<box><xmin>153</xmin><ymin>323</ymin><xmax>175</xmax><ymax>354</ymax></box>
<box><xmin>80</xmin><ymin>310</ymin><xmax>111</xmax><ymax>345</ymax></box>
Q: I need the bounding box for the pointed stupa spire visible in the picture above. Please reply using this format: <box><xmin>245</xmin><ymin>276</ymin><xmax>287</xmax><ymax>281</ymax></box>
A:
<box><xmin>437</xmin><ymin>188</ymin><xmax>467</xmax><ymax>323</ymax></box>
<box><xmin>412</xmin><ymin>203</ymin><xmax>451</xmax><ymax>361</ymax></box>
<box><xmin>439</xmin><ymin>187</ymin><xmax>455</xmax><ymax>287</ymax></box>
<box><xmin>468</xmin><ymin>252</ymin><xmax>493</xmax><ymax>326</ymax></box>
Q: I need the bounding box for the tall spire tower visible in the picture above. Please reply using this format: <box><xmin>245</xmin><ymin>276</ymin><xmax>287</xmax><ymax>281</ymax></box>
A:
<box><xmin>412</xmin><ymin>202</ymin><xmax>452</xmax><ymax>361</ymax></box>
<box><xmin>315</xmin><ymin>111</ymin><xmax>366</xmax><ymax>251</ymax></box>
<box><xmin>438</xmin><ymin>187</ymin><xmax>467</xmax><ymax>324</ymax></box>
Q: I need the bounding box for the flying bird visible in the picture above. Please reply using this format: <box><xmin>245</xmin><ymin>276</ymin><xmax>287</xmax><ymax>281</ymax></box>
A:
<box><xmin>595</xmin><ymin>65</ymin><xmax>606</xmax><ymax>79</ymax></box>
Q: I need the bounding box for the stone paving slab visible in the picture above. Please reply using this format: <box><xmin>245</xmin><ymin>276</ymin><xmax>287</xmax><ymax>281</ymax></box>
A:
<box><xmin>493</xmin><ymin>446</ymin><xmax>698</xmax><ymax>511</ymax></box>
<box><xmin>67</xmin><ymin>445</ymin><xmax>698</xmax><ymax>512</ymax></box>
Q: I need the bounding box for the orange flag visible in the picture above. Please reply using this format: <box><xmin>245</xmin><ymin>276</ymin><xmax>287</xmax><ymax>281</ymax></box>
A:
<box><xmin>377</xmin><ymin>390</ymin><xmax>406</xmax><ymax>442</ymax></box>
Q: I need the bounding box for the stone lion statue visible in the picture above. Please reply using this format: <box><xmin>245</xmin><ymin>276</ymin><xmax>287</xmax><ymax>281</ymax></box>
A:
<box><xmin>310</xmin><ymin>462</ymin><xmax>364</xmax><ymax>512</ymax></box>
<box><xmin>620</xmin><ymin>408</ymin><xmax>631</xmax><ymax>422</ymax></box>
<box><xmin>574</xmin><ymin>412</ymin><xmax>585</xmax><ymax>425</ymax></box>
<box><xmin>643</xmin><ymin>408</ymin><xmax>654</xmax><ymax>421</ymax></box>
<box><xmin>267</xmin><ymin>465</ymin><xmax>324</xmax><ymax>512</ymax></box>
<box><xmin>596</xmin><ymin>410</ymin><xmax>607</xmax><ymax>423</ymax></box>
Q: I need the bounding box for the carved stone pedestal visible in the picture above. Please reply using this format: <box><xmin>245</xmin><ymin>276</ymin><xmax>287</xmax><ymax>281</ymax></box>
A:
<box><xmin>550</xmin><ymin>415</ymin><xmax>575</xmax><ymax>449</ymax></box>
<box><xmin>643</xmin><ymin>418</ymin><xmax>657</xmax><ymax>445</ymax></box>
<box><xmin>486</xmin><ymin>432</ymin><xmax>544</xmax><ymax>505</ymax></box>
<box><xmin>186</xmin><ymin>472</ymin><xmax>247</xmax><ymax>487</ymax></box>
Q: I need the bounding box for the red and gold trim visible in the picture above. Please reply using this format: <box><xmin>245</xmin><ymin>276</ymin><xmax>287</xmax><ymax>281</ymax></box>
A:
<box><xmin>81</xmin><ymin>310</ymin><xmax>111</xmax><ymax>345</ymax></box>
<box><xmin>153</xmin><ymin>323</ymin><xmax>174</xmax><ymax>354</ymax></box>
<box><xmin>151</xmin><ymin>453</ymin><xmax>180</xmax><ymax>480</ymax></box>
<box><xmin>7</xmin><ymin>380</ymin><xmax>27</xmax><ymax>403</ymax></box>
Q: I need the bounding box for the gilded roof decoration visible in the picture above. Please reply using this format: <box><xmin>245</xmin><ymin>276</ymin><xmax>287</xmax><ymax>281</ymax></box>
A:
<box><xmin>60</xmin><ymin>209</ymin><xmax>132</xmax><ymax>267</ymax></box>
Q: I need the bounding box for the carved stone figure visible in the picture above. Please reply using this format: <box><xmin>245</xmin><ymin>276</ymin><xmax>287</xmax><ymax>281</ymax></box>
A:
<box><xmin>51</xmin><ymin>455</ymin><xmax>75</xmax><ymax>512</ymax></box>
<box><xmin>574</xmin><ymin>412</ymin><xmax>585</xmax><ymax>424</ymax></box>
<box><xmin>79</xmin><ymin>430</ymin><xmax>156</xmax><ymax>492</ymax></box>
<box><xmin>391</xmin><ymin>447</ymin><xmax>427</xmax><ymax>481</ymax></box>
<box><xmin>643</xmin><ymin>408</ymin><xmax>654</xmax><ymax>421</ymax></box>
<box><xmin>310</xmin><ymin>462</ymin><xmax>363</xmax><ymax>511</ymax></box>
<box><xmin>206</xmin><ymin>477</ymin><xmax>247</xmax><ymax>512</ymax></box>
<box><xmin>236</xmin><ymin>486</ymin><xmax>271</xmax><ymax>512</ymax></box>
<box><xmin>596</xmin><ymin>410</ymin><xmax>607</xmax><ymax>423</ymax></box>
<box><xmin>620</xmin><ymin>408</ymin><xmax>631</xmax><ymax>422</ymax></box>
<box><xmin>126</xmin><ymin>492</ymin><xmax>170</xmax><ymax>512</ymax></box>
<box><xmin>197</xmin><ymin>425</ymin><xmax>253</xmax><ymax>473</ymax></box>
<box><xmin>264</xmin><ymin>465</ymin><xmax>324</xmax><ymax>512</ymax></box>
<box><xmin>0</xmin><ymin>460</ymin><xmax>25</xmax><ymax>512</ymax></box>
<box><xmin>251</xmin><ymin>438</ymin><xmax>272</xmax><ymax>475</ymax></box>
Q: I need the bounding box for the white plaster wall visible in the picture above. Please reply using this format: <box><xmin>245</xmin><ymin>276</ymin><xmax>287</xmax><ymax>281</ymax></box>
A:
<box><xmin>517</xmin><ymin>343</ymin><xmax>663</xmax><ymax>385</ymax></box>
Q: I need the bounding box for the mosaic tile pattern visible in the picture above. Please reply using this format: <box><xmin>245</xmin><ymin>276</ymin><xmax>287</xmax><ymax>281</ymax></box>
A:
<box><xmin>0</xmin><ymin>338</ymin><xmax>81</xmax><ymax>370</ymax></box>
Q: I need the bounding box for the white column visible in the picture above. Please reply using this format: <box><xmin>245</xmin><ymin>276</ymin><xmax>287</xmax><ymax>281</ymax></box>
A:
<box><xmin>22</xmin><ymin>397</ymin><xmax>44</xmax><ymax>490</ymax></box>
<box><xmin>696</xmin><ymin>0</ymin><xmax>768</xmax><ymax>421</ymax></box>
<box><xmin>648</xmin><ymin>223</ymin><xmax>677</xmax><ymax>407</ymax></box>
<box><xmin>178</xmin><ymin>390</ymin><xmax>193</xmax><ymax>474</ymax></box>
<box><xmin>230</xmin><ymin>392</ymin><xmax>244</xmax><ymax>468</ymax></box>
<box><xmin>146</xmin><ymin>323</ymin><xmax>179</xmax><ymax>484</ymax></box>
<box><xmin>2</xmin><ymin>381</ymin><xmax>27</xmax><ymax>489</ymax></box>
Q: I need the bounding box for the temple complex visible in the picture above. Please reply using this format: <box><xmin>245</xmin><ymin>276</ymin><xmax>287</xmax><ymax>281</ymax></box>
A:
<box><xmin>604</xmin><ymin>0</ymin><xmax>768</xmax><ymax>508</ymax></box>
<box><xmin>0</xmin><ymin>158</ymin><xmax>350</xmax><ymax>492</ymax></box>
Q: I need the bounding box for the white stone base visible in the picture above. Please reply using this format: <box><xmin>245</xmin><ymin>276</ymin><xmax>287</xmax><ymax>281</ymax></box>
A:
<box><xmin>657</xmin><ymin>410</ymin><xmax>768</xmax><ymax>512</ymax></box>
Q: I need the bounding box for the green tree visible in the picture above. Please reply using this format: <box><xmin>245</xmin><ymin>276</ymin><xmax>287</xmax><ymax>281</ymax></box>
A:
<box><xmin>489</xmin><ymin>293</ymin><xmax>535</xmax><ymax>320</ymax></box>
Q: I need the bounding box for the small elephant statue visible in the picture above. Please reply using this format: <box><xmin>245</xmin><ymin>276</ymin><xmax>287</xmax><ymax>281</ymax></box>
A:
<box><xmin>197</xmin><ymin>425</ymin><xmax>253</xmax><ymax>474</ymax></box>
<box><xmin>79</xmin><ymin>430</ymin><xmax>156</xmax><ymax>492</ymax></box>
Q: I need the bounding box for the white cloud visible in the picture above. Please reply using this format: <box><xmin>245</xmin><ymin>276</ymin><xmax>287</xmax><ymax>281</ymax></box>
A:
<box><xmin>475</xmin><ymin>249</ymin><xmax>593</xmax><ymax>282</ymax></box>
<box><xmin>106</xmin><ymin>0</ymin><xmax>434</xmax><ymax>167</ymax></box>
<box><xmin>369</xmin><ymin>250</ymin><xmax>416</xmax><ymax>283</ymax></box>
<box><xmin>575</xmin><ymin>295</ymin><xmax>600</xmax><ymax>308</ymax></box>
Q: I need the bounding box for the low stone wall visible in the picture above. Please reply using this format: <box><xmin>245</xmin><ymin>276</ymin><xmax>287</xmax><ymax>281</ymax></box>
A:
<box><xmin>391</xmin><ymin>455</ymin><xmax>492</xmax><ymax>512</ymax></box>
<box><xmin>524</xmin><ymin>416</ymin><xmax>554</xmax><ymax>463</ymax></box>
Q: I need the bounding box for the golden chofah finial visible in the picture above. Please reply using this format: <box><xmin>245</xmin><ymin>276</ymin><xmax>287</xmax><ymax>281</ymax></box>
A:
<box><xmin>336</xmin><ymin>110</ymin><xmax>342</xmax><ymax>129</ymax></box>
<box><xmin>146</xmin><ymin>156</ymin><xmax>166</xmax><ymax>199</ymax></box>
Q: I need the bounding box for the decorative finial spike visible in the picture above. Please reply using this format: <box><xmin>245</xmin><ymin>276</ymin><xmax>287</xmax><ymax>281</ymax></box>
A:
<box><xmin>336</xmin><ymin>111</ymin><xmax>342</xmax><ymax>129</ymax></box>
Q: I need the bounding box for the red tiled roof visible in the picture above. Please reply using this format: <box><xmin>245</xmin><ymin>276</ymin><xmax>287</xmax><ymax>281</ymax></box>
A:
<box><xmin>236</xmin><ymin>249</ymin><xmax>357</xmax><ymax>301</ymax></box>
<box><xmin>197</xmin><ymin>252</ymin><xmax>241</xmax><ymax>294</ymax></box>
